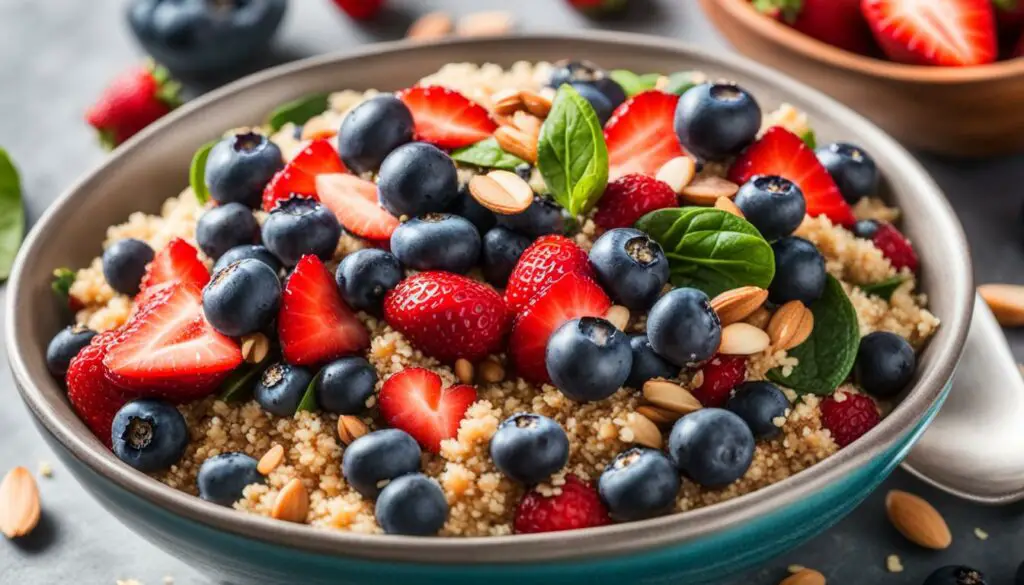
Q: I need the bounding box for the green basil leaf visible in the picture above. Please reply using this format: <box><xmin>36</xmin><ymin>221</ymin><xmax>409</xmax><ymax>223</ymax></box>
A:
<box><xmin>296</xmin><ymin>368</ymin><xmax>323</xmax><ymax>413</ymax></box>
<box><xmin>267</xmin><ymin>93</ymin><xmax>331</xmax><ymax>132</ymax></box>
<box><xmin>859</xmin><ymin>275</ymin><xmax>907</xmax><ymax>301</ymax></box>
<box><xmin>219</xmin><ymin>351</ymin><xmax>278</xmax><ymax>403</ymax></box>
<box><xmin>537</xmin><ymin>85</ymin><xmax>609</xmax><ymax>216</ymax></box>
<box><xmin>190</xmin><ymin>141</ymin><xmax>215</xmax><ymax>205</ymax></box>
<box><xmin>51</xmin><ymin>268</ymin><xmax>75</xmax><ymax>300</ymax></box>
<box><xmin>451</xmin><ymin>137</ymin><xmax>526</xmax><ymax>170</ymax></box>
<box><xmin>0</xmin><ymin>149</ymin><xmax>24</xmax><ymax>281</ymax></box>
<box><xmin>767</xmin><ymin>275</ymin><xmax>860</xmax><ymax>395</ymax></box>
<box><xmin>662</xmin><ymin>71</ymin><xmax>702</xmax><ymax>96</ymax></box>
<box><xmin>635</xmin><ymin>207</ymin><xmax>775</xmax><ymax>297</ymax></box>
<box><xmin>609</xmin><ymin>70</ymin><xmax>660</xmax><ymax>97</ymax></box>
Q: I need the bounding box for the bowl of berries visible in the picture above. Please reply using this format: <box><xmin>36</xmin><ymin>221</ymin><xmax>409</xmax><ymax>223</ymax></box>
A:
<box><xmin>6</xmin><ymin>32</ymin><xmax>971</xmax><ymax>585</ymax></box>
<box><xmin>698</xmin><ymin>0</ymin><xmax>1024</xmax><ymax>157</ymax></box>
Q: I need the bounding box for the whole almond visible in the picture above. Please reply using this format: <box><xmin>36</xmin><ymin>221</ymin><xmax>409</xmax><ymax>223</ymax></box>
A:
<box><xmin>454</xmin><ymin>358</ymin><xmax>475</xmax><ymax>384</ymax></box>
<box><xmin>479</xmin><ymin>359</ymin><xmax>506</xmax><ymax>383</ymax></box>
<box><xmin>272</xmin><ymin>478</ymin><xmax>309</xmax><ymax>523</ymax></box>
<box><xmin>885</xmin><ymin>490</ymin><xmax>952</xmax><ymax>550</ymax></box>
<box><xmin>642</xmin><ymin>380</ymin><xmax>702</xmax><ymax>414</ymax></box>
<box><xmin>338</xmin><ymin>415</ymin><xmax>369</xmax><ymax>445</ymax></box>
<box><xmin>636</xmin><ymin>405</ymin><xmax>682</xmax><ymax>425</ymax></box>
<box><xmin>494</xmin><ymin>126</ymin><xmax>537</xmax><ymax>164</ymax></box>
<box><xmin>604</xmin><ymin>305</ymin><xmax>630</xmax><ymax>331</ymax></box>
<box><xmin>780</xmin><ymin>568</ymin><xmax>826</xmax><ymax>585</ymax></box>
<box><xmin>468</xmin><ymin>172</ymin><xmax>533</xmax><ymax>214</ymax></box>
<box><xmin>978</xmin><ymin>284</ymin><xmax>1024</xmax><ymax>327</ymax></box>
<box><xmin>0</xmin><ymin>467</ymin><xmax>41</xmax><ymax>539</ymax></box>
<box><xmin>711</xmin><ymin>286</ymin><xmax>768</xmax><ymax>326</ymax></box>
<box><xmin>520</xmin><ymin>89</ymin><xmax>553</xmax><ymax>118</ymax></box>
<box><xmin>456</xmin><ymin>11</ymin><xmax>514</xmax><ymax>37</ymax></box>
<box><xmin>406</xmin><ymin>11</ymin><xmax>454</xmax><ymax>40</ymax></box>
<box><xmin>655</xmin><ymin>156</ymin><xmax>697</xmax><ymax>193</ymax></box>
<box><xmin>491</xmin><ymin>88</ymin><xmax>524</xmax><ymax>116</ymax></box>
<box><xmin>624</xmin><ymin>413</ymin><xmax>662</xmax><ymax>449</ymax></box>
<box><xmin>767</xmin><ymin>301</ymin><xmax>815</xmax><ymax>351</ymax></box>
<box><xmin>715</xmin><ymin>196</ymin><xmax>745</xmax><ymax>218</ymax></box>
<box><xmin>257</xmin><ymin>444</ymin><xmax>285</xmax><ymax>475</ymax></box>
<box><xmin>744</xmin><ymin>306</ymin><xmax>773</xmax><ymax>330</ymax></box>
<box><xmin>511</xmin><ymin>111</ymin><xmax>542</xmax><ymax>137</ymax></box>
<box><xmin>680</xmin><ymin>176</ymin><xmax>740</xmax><ymax>206</ymax></box>
<box><xmin>719</xmin><ymin>322</ymin><xmax>771</xmax><ymax>355</ymax></box>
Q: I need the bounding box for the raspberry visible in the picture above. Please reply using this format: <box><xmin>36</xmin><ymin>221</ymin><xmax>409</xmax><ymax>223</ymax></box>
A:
<box><xmin>820</xmin><ymin>392</ymin><xmax>881</xmax><ymax>447</ymax></box>
<box><xmin>871</xmin><ymin>222</ymin><xmax>918</xmax><ymax>272</ymax></box>
<box><xmin>513</xmin><ymin>475</ymin><xmax>611</xmax><ymax>534</ymax></box>
<box><xmin>691</xmin><ymin>355</ymin><xmax>747</xmax><ymax>407</ymax></box>
<box><xmin>593</xmin><ymin>174</ymin><xmax>678</xmax><ymax>230</ymax></box>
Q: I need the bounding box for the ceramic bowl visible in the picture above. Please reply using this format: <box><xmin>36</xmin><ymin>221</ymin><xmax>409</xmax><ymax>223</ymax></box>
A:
<box><xmin>6</xmin><ymin>33</ymin><xmax>973</xmax><ymax>585</ymax></box>
<box><xmin>698</xmin><ymin>0</ymin><xmax>1024</xmax><ymax>157</ymax></box>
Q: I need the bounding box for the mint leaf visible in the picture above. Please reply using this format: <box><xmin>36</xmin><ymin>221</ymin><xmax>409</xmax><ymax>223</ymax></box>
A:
<box><xmin>635</xmin><ymin>207</ymin><xmax>775</xmax><ymax>297</ymax></box>
<box><xmin>296</xmin><ymin>368</ymin><xmax>323</xmax><ymax>413</ymax></box>
<box><xmin>0</xmin><ymin>148</ymin><xmax>24</xmax><ymax>281</ymax></box>
<box><xmin>768</xmin><ymin>275</ymin><xmax>860</xmax><ymax>395</ymax></box>
<box><xmin>859</xmin><ymin>275</ymin><xmax>906</xmax><ymax>301</ymax></box>
<box><xmin>190</xmin><ymin>141</ymin><xmax>215</xmax><ymax>205</ymax></box>
<box><xmin>268</xmin><ymin>93</ymin><xmax>331</xmax><ymax>132</ymax></box>
<box><xmin>451</xmin><ymin>138</ymin><xmax>526</xmax><ymax>170</ymax></box>
<box><xmin>662</xmin><ymin>71</ymin><xmax>702</xmax><ymax>96</ymax></box>
<box><xmin>51</xmin><ymin>267</ymin><xmax>75</xmax><ymax>299</ymax></box>
<box><xmin>537</xmin><ymin>85</ymin><xmax>609</xmax><ymax>216</ymax></box>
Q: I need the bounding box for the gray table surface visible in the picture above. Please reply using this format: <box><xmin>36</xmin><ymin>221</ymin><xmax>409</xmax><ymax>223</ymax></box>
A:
<box><xmin>2</xmin><ymin>0</ymin><xmax>1023</xmax><ymax>583</ymax></box>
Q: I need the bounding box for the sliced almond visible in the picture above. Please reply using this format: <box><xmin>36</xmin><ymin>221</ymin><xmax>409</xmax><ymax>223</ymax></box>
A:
<box><xmin>520</xmin><ymin>89</ymin><xmax>553</xmax><ymax>119</ymax></box>
<box><xmin>240</xmin><ymin>332</ymin><xmax>270</xmax><ymax>365</ymax></box>
<box><xmin>636</xmin><ymin>405</ymin><xmax>682</xmax><ymax>425</ymax></box>
<box><xmin>744</xmin><ymin>306</ymin><xmax>773</xmax><ymax>330</ymax></box>
<box><xmin>978</xmin><ymin>284</ymin><xmax>1024</xmax><ymax>327</ymax></box>
<box><xmin>719</xmin><ymin>322</ymin><xmax>771</xmax><ymax>355</ymax></box>
<box><xmin>710</xmin><ymin>286</ymin><xmax>768</xmax><ymax>326</ymax></box>
<box><xmin>655</xmin><ymin>156</ymin><xmax>697</xmax><ymax>194</ymax></box>
<box><xmin>479</xmin><ymin>359</ymin><xmax>506</xmax><ymax>383</ymax></box>
<box><xmin>780</xmin><ymin>568</ymin><xmax>826</xmax><ymax>585</ymax></box>
<box><xmin>406</xmin><ymin>11</ymin><xmax>454</xmax><ymax>40</ymax></box>
<box><xmin>494</xmin><ymin>126</ymin><xmax>537</xmax><ymax>164</ymax></box>
<box><xmin>715</xmin><ymin>196</ymin><xmax>745</xmax><ymax>218</ymax></box>
<box><xmin>0</xmin><ymin>467</ymin><xmax>41</xmax><ymax>539</ymax></box>
<box><xmin>454</xmin><ymin>358</ymin><xmax>475</xmax><ymax>385</ymax></box>
<box><xmin>642</xmin><ymin>380</ymin><xmax>702</xmax><ymax>414</ymax></box>
<box><xmin>337</xmin><ymin>415</ymin><xmax>369</xmax><ymax>445</ymax></box>
<box><xmin>491</xmin><ymin>88</ymin><xmax>524</xmax><ymax>116</ymax></box>
<box><xmin>885</xmin><ymin>490</ymin><xmax>952</xmax><ymax>550</ymax></box>
<box><xmin>604</xmin><ymin>305</ymin><xmax>630</xmax><ymax>331</ymax></box>
<box><xmin>257</xmin><ymin>444</ymin><xmax>285</xmax><ymax>475</ymax></box>
<box><xmin>624</xmin><ymin>413</ymin><xmax>662</xmax><ymax>449</ymax></box>
<box><xmin>767</xmin><ymin>301</ymin><xmax>815</xmax><ymax>351</ymax></box>
<box><xmin>511</xmin><ymin>111</ymin><xmax>542</xmax><ymax>137</ymax></box>
<box><xmin>680</xmin><ymin>176</ymin><xmax>740</xmax><ymax>206</ymax></box>
<box><xmin>468</xmin><ymin>171</ymin><xmax>533</xmax><ymax>215</ymax></box>
<box><xmin>272</xmin><ymin>478</ymin><xmax>309</xmax><ymax>523</ymax></box>
<box><xmin>455</xmin><ymin>11</ymin><xmax>514</xmax><ymax>37</ymax></box>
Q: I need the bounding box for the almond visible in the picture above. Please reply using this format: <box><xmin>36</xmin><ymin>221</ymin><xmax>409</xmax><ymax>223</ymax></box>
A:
<box><xmin>468</xmin><ymin>172</ymin><xmax>533</xmax><ymax>214</ymax></box>
<box><xmin>767</xmin><ymin>301</ymin><xmax>814</xmax><ymax>351</ymax></box>
<box><xmin>511</xmin><ymin>110</ymin><xmax>542</xmax><ymax>137</ymax></box>
<box><xmin>604</xmin><ymin>305</ymin><xmax>630</xmax><ymax>331</ymax></box>
<box><xmin>299</xmin><ymin>115</ymin><xmax>337</xmax><ymax>141</ymax></box>
<box><xmin>710</xmin><ymin>286</ymin><xmax>768</xmax><ymax>326</ymax></box>
<box><xmin>479</xmin><ymin>359</ymin><xmax>506</xmax><ymax>383</ymax></box>
<box><xmin>271</xmin><ymin>478</ymin><xmax>309</xmax><ymax>523</ymax></box>
<box><xmin>257</xmin><ymin>444</ymin><xmax>285</xmax><ymax>475</ymax></box>
<box><xmin>718</xmin><ymin>322</ymin><xmax>771</xmax><ymax>355</ymax></box>
<box><xmin>780</xmin><ymin>568</ymin><xmax>826</xmax><ymax>585</ymax></box>
<box><xmin>494</xmin><ymin>125</ymin><xmax>537</xmax><ymax>164</ymax></box>
<box><xmin>642</xmin><ymin>380</ymin><xmax>702</xmax><ymax>414</ymax></box>
<box><xmin>624</xmin><ymin>413</ymin><xmax>662</xmax><ymax>449</ymax></box>
<box><xmin>240</xmin><ymin>332</ymin><xmax>270</xmax><ymax>364</ymax></box>
<box><xmin>454</xmin><ymin>358</ymin><xmax>475</xmax><ymax>385</ymax></box>
<box><xmin>491</xmin><ymin>88</ymin><xmax>524</xmax><ymax>116</ymax></box>
<box><xmin>0</xmin><ymin>467</ymin><xmax>41</xmax><ymax>539</ymax></box>
<box><xmin>337</xmin><ymin>415</ymin><xmax>369</xmax><ymax>445</ymax></box>
<box><xmin>744</xmin><ymin>306</ymin><xmax>773</xmax><ymax>330</ymax></box>
<box><xmin>978</xmin><ymin>284</ymin><xmax>1024</xmax><ymax>327</ymax></box>
<box><xmin>455</xmin><ymin>11</ymin><xmax>514</xmax><ymax>37</ymax></box>
<box><xmin>406</xmin><ymin>11</ymin><xmax>454</xmax><ymax>40</ymax></box>
<box><xmin>885</xmin><ymin>490</ymin><xmax>952</xmax><ymax>550</ymax></box>
<box><xmin>636</xmin><ymin>405</ymin><xmax>682</xmax><ymax>425</ymax></box>
<box><xmin>715</xmin><ymin>196</ymin><xmax>745</xmax><ymax>218</ymax></box>
<box><xmin>680</xmin><ymin>176</ymin><xmax>740</xmax><ymax>206</ymax></box>
<box><xmin>520</xmin><ymin>89</ymin><xmax>553</xmax><ymax>118</ymax></box>
<box><xmin>655</xmin><ymin>156</ymin><xmax>697</xmax><ymax>194</ymax></box>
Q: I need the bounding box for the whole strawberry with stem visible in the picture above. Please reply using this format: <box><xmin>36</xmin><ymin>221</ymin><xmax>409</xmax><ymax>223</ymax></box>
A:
<box><xmin>752</xmin><ymin>0</ymin><xmax>874</xmax><ymax>55</ymax></box>
<box><xmin>86</xmin><ymin>61</ymin><xmax>181</xmax><ymax>149</ymax></box>
<box><xmin>565</xmin><ymin>0</ymin><xmax>628</xmax><ymax>17</ymax></box>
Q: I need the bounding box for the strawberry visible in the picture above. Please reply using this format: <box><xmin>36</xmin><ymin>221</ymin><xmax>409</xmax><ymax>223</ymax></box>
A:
<box><xmin>855</xmin><ymin>220</ymin><xmax>919</xmax><ymax>272</ymax></box>
<box><xmin>565</xmin><ymin>0</ymin><xmax>628</xmax><ymax>16</ymax></box>
<box><xmin>729</xmin><ymin>127</ymin><xmax>855</xmax><ymax>227</ymax></box>
<box><xmin>315</xmin><ymin>173</ymin><xmax>399</xmax><ymax>241</ymax></box>
<box><xmin>753</xmin><ymin>0</ymin><xmax>874</xmax><ymax>54</ymax></box>
<box><xmin>330</xmin><ymin>0</ymin><xmax>384</xmax><ymax>20</ymax></box>
<box><xmin>593</xmin><ymin>174</ymin><xmax>678</xmax><ymax>230</ymax></box>
<box><xmin>396</xmin><ymin>86</ymin><xmax>497</xmax><ymax>150</ymax></box>
<box><xmin>67</xmin><ymin>330</ymin><xmax>137</xmax><ymax>447</ymax></box>
<box><xmin>860</xmin><ymin>0</ymin><xmax>998</xmax><ymax>67</ymax></box>
<box><xmin>104</xmin><ymin>284</ymin><xmax>241</xmax><ymax>401</ymax></box>
<box><xmin>378</xmin><ymin>367</ymin><xmax>477</xmax><ymax>453</ymax></box>
<box><xmin>820</xmin><ymin>392</ymin><xmax>881</xmax><ymax>447</ymax></box>
<box><xmin>508</xmin><ymin>272</ymin><xmax>612</xmax><ymax>383</ymax></box>
<box><xmin>136</xmin><ymin>238</ymin><xmax>210</xmax><ymax>306</ymax></box>
<box><xmin>279</xmin><ymin>255</ymin><xmax>370</xmax><ymax>366</ymax></box>
<box><xmin>383</xmin><ymin>272</ymin><xmax>510</xmax><ymax>363</ymax></box>
<box><xmin>604</xmin><ymin>91</ymin><xmax>686</xmax><ymax>180</ymax></box>
<box><xmin>692</xmin><ymin>355</ymin><xmax>747</xmax><ymax>408</ymax></box>
<box><xmin>261</xmin><ymin>139</ymin><xmax>345</xmax><ymax>212</ymax></box>
<box><xmin>514</xmin><ymin>474</ymin><xmax>611</xmax><ymax>534</ymax></box>
<box><xmin>85</xmin><ymin>62</ymin><xmax>181</xmax><ymax>149</ymax></box>
<box><xmin>504</xmin><ymin>235</ymin><xmax>594</xmax><ymax>314</ymax></box>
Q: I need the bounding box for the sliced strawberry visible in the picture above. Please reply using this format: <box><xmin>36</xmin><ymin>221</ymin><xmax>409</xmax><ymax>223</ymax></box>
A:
<box><xmin>504</xmin><ymin>235</ymin><xmax>594</xmax><ymax>314</ymax></box>
<box><xmin>261</xmin><ymin>139</ymin><xmax>344</xmax><ymax>211</ymax></box>
<box><xmin>378</xmin><ymin>367</ymin><xmax>477</xmax><ymax>453</ymax></box>
<box><xmin>315</xmin><ymin>173</ymin><xmax>399</xmax><ymax>240</ymax></box>
<box><xmin>509</xmin><ymin>272</ymin><xmax>612</xmax><ymax>383</ymax></box>
<box><xmin>692</xmin><ymin>355</ymin><xmax>747</xmax><ymax>408</ymax></box>
<box><xmin>104</xmin><ymin>284</ymin><xmax>242</xmax><ymax>401</ymax></box>
<box><xmin>604</xmin><ymin>91</ymin><xmax>686</xmax><ymax>180</ymax></box>
<box><xmin>861</xmin><ymin>0</ymin><xmax>997</xmax><ymax>67</ymax></box>
<box><xmin>137</xmin><ymin>238</ymin><xmax>210</xmax><ymax>306</ymax></box>
<box><xmin>278</xmin><ymin>255</ymin><xmax>369</xmax><ymax>366</ymax></box>
<box><xmin>396</xmin><ymin>86</ymin><xmax>497</xmax><ymax>149</ymax></box>
<box><xmin>67</xmin><ymin>330</ymin><xmax>137</xmax><ymax>447</ymax></box>
<box><xmin>729</xmin><ymin>127</ymin><xmax>855</xmax><ymax>226</ymax></box>
<box><xmin>593</xmin><ymin>173</ymin><xmax>679</xmax><ymax>230</ymax></box>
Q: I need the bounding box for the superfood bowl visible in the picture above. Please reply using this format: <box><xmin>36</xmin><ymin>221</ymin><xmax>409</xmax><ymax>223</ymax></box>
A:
<box><xmin>6</xmin><ymin>32</ymin><xmax>972</xmax><ymax>585</ymax></box>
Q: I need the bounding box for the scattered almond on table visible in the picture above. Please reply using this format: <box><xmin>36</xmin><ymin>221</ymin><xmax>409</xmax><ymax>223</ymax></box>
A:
<box><xmin>978</xmin><ymin>284</ymin><xmax>1024</xmax><ymax>327</ymax></box>
<box><xmin>780</xmin><ymin>567</ymin><xmax>826</xmax><ymax>585</ymax></box>
<box><xmin>885</xmin><ymin>489</ymin><xmax>952</xmax><ymax>550</ymax></box>
<box><xmin>0</xmin><ymin>466</ymin><xmax>41</xmax><ymax>538</ymax></box>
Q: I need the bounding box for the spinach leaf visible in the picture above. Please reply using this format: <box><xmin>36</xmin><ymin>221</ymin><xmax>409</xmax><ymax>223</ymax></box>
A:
<box><xmin>451</xmin><ymin>137</ymin><xmax>526</xmax><ymax>170</ymax></box>
<box><xmin>662</xmin><ymin>71</ymin><xmax>702</xmax><ymax>96</ymax></box>
<box><xmin>537</xmin><ymin>85</ymin><xmax>609</xmax><ymax>216</ymax></box>
<box><xmin>0</xmin><ymin>148</ymin><xmax>24</xmax><ymax>281</ymax></box>
<box><xmin>267</xmin><ymin>93</ymin><xmax>331</xmax><ymax>132</ymax></box>
<box><xmin>635</xmin><ymin>207</ymin><xmax>775</xmax><ymax>297</ymax></box>
<box><xmin>51</xmin><ymin>268</ymin><xmax>75</xmax><ymax>300</ymax></box>
<box><xmin>189</xmin><ymin>141</ymin><xmax>215</xmax><ymax>205</ymax></box>
<box><xmin>609</xmin><ymin>70</ymin><xmax>660</xmax><ymax>97</ymax></box>
<box><xmin>296</xmin><ymin>368</ymin><xmax>323</xmax><ymax>413</ymax></box>
<box><xmin>859</xmin><ymin>275</ymin><xmax>906</xmax><ymax>301</ymax></box>
<box><xmin>768</xmin><ymin>275</ymin><xmax>861</xmax><ymax>395</ymax></box>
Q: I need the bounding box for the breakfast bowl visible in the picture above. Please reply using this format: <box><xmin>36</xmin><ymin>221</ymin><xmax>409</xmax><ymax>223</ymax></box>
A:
<box><xmin>6</xmin><ymin>32</ymin><xmax>972</xmax><ymax>585</ymax></box>
<box><xmin>697</xmin><ymin>0</ymin><xmax>1024</xmax><ymax>157</ymax></box>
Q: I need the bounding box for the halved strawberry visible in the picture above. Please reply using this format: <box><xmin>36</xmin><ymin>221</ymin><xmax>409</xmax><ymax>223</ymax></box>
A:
<box><xmin>137</xmin><ymin>238</ymin><xmax>210</xmax><ymax>305</ymax></box>
<box><xmin>378</xmin><ymin>367</ymin><xmax>477</xmax><ymax>453</ymax></box>
<box><xmin>396</xmin><ymin>86</ymin><xmax>497</xmax><ymax>149</ymax></box>
<box><xmin>604</xmin><ymin>91</ymin><xmax>686</xmax><ymax>180</ymax></box>
<box><xmin>861</xmin><ymin>0</ymin><xmax>997</xmax><ymax>67</ymax></box>
<box><xmin>504</xmin><ymin>235</ymin><xmax>594</xmax><ymax>314</ymax></box>
<box><xmin>261</xmin><ymin>139</ymin><xmax>345</xmax><ymax>212</ymax></box>
<box><xmin>278</xmin><ymin>255</ymin><xmax>370</xmax><ymax>365</ymax></box>
<box><xmin>104</xmin><ymin>283</ymin><xmax>242</xmax><ymax>401</ymax></box>
<box><xmin>729</xmin><ymin>127</ymin><xmax>855</xmax><ymax>226</ymax></box>
<box><xmin>315</xmin><ymin>173</ymin><xmax>399</xmax><ymax>241</ymax></box>
<box><xmin>508</xmin><ymin>272</ymin><xmax>612</xmax><ymax>383</ymax></box>
<box><xmin>67</xmin><ymin>329</ymin><xmax>137</xmax><ymax>447</ymax></box>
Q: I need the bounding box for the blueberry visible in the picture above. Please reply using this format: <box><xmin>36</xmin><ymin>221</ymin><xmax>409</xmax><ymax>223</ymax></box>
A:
<box><xmin>342</xmin><ymin>429</ymin><xmax>422</xmax><ymax>499</ymax></box>
<box><xmin>261</xmin><ymin>199</ymin><xmax>341</xmax><ymax>267</ymax></box>
<box><xmin>495</xmin><ymin>195</ymin><xmax>565</xmax><ymax>238</ymax></box>
<box><xmin>196</xmin><ymin>452</ymin><xmax>264</xmax><ymax>506</ymax></box>
<box><xmin>314</xmin><ymin>357</ymin><xmax>377</xmax><ymax>414</ymax></box>
<box><xmin>390</xmin><ymin>213</ymin><xmax>480</xmax><ymax>274</ymax></box>
<box><xmin>733</xmin><ymin>176</ymin><xmax>806</xmax><ymax>242</ymax></box>
<box><xmin>377</xmin><ymin>142</ymin><xmax>459</xmax><ymax>218</ymax></box>
<box><xmin>625</xmin><ymin>335</ymin><xmax>678</xmax><ymax>389</ymax></box>
<box><xmin>674</xmin><ymin>83</ymin><xmax>761</xmax><ymax>161</ymax></box>
<box><xmin>725</xmin><ymin>381</ymin><xmax>789</xmax><ymax>440</ymax></box>
<box><xmin>545</xmin><ymin>317</ymin><xmax>633</xmax><ymax>402</ymax></box>
<box><xmin>489</xmin><ymin>413</ymin><xmax>570</xmax><ymax>484</ymax></box>
<box><xmin>923</xmin><ymin>566</ymin><xmax>988</xmax><ymax>585</ymax></box>
<box><xmin>375</xmin><ymin>473</ymin><xmax>448</xmax><ymax>536</ymax></box>
<box><xmin>570</xmin><ymin>82</ymin><xmax>614</xmax><ymax>125</ymax></box>
<box><xmin>335</xmin><ymin>249</ymin><xmax>402</xmax><ymax>312</ymax></box>
<box><xmin>102</xmin><ymin>238</ymin><xmax>154</xmax><ymax>296</ymax></box>
<box><xmin>854</xmin><ymin>331</ymin><xmax>916</xmax><ymax>398</ymax></box>
<box><xmin>447</xmin><ymin>183</ymin><xmax>496</xmax><ymax>233</ymax></box>
<box><xmin>337</xmin><ymin>94</ymin><xmax>415</xmax><ymax>174</ymax></box>
<box><xmin>111</xmin><ymin>399</ymin><xmax>188</xmax><ymax>473</ymax></box>
<box><xmin>547</xmin><ymin>60</ymin><xmax>626</xmax><ymax>109</ymax></box>
<box><xmin>481</xmin><ymin>227</ymin><xmax>531</xmax><ymax>287</ymax></box>
<box><xmin>668</xmin><ymin>408</ymin><xmax>754</xmax><ymax>487</ymax></box>
<box><xmin>598</xmin><ymin>448</ymin><xmax>680</xmax><ymax>522</ymax></box>
<box><xmin>202</xmin><ymin>259</ymin><xmax>281</xmax><ymax>337</ymax></box>
<box><xmin>213</xmin><ymin>244</ymin><xmax>282</xmax><ymax>275</ymax></box>
<box><xmin>253</xmin><ymin>362</ymin><xmax>314</xmax><ymax>416</ymax></box>
<box><xmin>768</xmin><ymin>237</ymin><xmax>827</xmax><ymax>305</ymax></box>
<box><xmin>46</xmin><ymin>325</ymin><xmax>97</xmax><ymax>377</ymax></box>
<box><xmin>588</xmin><ymin>228</ymin><xmax>669</xmax><ymax>311</ymax></box>
<box><xmin>853</xmin><ymin>219</ymin><xmax>880</xmax><ymax>239</ymax></box>
<box><xmin>513</xmin><ymin>162</ymin><xmax>533</xmax><ymax>181</ymax></box>
<box><xmin>646</xmin><ymin>288</ymin><xmax>722</xmax><ymax>367</ymax></box>
<box><xmin>196</xmin><ymin>202</ymin><xmax>260</xmax><ymax>260</ymax></box>
<box><xmin>816</xmin><ymin>142</ymin><xmax>879</xmax><ymax>204</ymax></box>
<box><xmin>204</xmin><ymin>132</ymin><xmax>284</xmax><ymax>208</ymax></box>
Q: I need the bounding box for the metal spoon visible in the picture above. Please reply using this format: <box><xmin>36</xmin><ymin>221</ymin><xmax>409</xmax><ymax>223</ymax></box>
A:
<box><xmin>902</xmin><ymin>295</ymin><xmax>1024</xmax><ymax>504</ymax></box>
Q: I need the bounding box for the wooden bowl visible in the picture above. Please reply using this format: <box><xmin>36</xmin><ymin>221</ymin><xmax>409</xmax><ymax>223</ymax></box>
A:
<box><xmin>698</xmin><ymin>0</ymin><xmax>1024</xmax><ymax>157</ymax></box>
